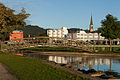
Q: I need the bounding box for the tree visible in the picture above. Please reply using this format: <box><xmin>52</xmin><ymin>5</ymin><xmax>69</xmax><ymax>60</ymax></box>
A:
<box><xmin>0</xmin><ymin>3</ymin><xmax>30</xmax><ymax>40</ymax></box>
<box><xmin>98</xmin><ymin>14</ymin><xmax>120</xmax><ymax>51</ymax></box>
<box><xmin>68</xmin><ymin>28</ymin><xmax>82</xmax><ymax>33</ymax></box>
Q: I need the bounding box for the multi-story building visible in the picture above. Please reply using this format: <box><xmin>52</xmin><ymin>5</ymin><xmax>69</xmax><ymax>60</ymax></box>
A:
<box><xmin>67</xmin><ymin>31</ymin><xmax>105</xmax><ymax>41</ymax></box>
<box><xmin>47</xmin><ymin>27</ymin><xmax>68</xmax><ymax>38</ymax></box>
<box><xmin>47</xmin><ymin>16</ymin><xmax>105</xmax><ymax>42</ymax></box>
<box><xmin>67</xmin><ymin>15</ymin><xmax>105</xmax><ymax>41</ymax></box>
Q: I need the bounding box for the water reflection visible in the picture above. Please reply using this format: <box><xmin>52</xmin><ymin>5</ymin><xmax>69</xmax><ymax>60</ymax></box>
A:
<box><xmin>23</xmin><ymin>52</ymin><xmax>120</xmax><ymax>75</ymax></box>
<box><xmin>48</xmin><ymin>56</ymin><xmax>120</xmax><ymax>74</ymax></box>
<box><xmin>49</xmin><ymin>56</ymin><xmax>110</xmax><ymax>65</ymax></box>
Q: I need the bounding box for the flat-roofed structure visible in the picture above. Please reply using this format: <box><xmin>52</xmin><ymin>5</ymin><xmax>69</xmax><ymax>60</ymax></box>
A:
<box><xmin>67</xmin><ymin>30</ymin><xmax>105</xmax><ymax>41</ymax></box>
<box><xmin>9</xmin><ymin>30</ymin><xmax>23</xmax><ymax>42</ymax></box>
<box><xmin>47</xmin><ymin>27</ymin><xmax>68</xmax><ymax>38</ymax></box>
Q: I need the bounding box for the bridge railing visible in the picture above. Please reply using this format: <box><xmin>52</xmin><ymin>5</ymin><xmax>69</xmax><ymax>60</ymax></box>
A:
<box><xmin>1</xmin><ymin>37</ymin><xmax>94</xmax><ymax>52</ymax></box>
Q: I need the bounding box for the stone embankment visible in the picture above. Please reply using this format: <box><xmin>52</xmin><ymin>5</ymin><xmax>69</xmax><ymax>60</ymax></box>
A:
<box><xmin>44</xmin><ymin>60</ymin><xmax>119</xmax><ymax>80</ymax></box>
<box><xmin>29</xmin><ymin>51</ymin><xmax>120</xmax><ymax>58</ymax></box>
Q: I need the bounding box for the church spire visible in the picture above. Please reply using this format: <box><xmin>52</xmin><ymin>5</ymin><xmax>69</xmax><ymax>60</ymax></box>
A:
<box><xmin>90</xmin><ymin>16</ymin><xmax>93</xmax><ymax>25</ymax></box>
<box><xmin>90</xmin><ymin>15</ymin><xmax>94</xmax><ymax>32</ymax></box>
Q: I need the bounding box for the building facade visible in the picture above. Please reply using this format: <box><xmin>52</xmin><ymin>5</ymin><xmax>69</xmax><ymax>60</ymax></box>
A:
<box><xmin>47</xmin><ymin>16</ymin><xmax>106</xmax><ymax>42</ymax></box>
<box><xmin>9</xmin><ymin>30</ymin><xmax>23</xmax><ymax>42</ymax></box>
<box><xmin>47</xmin><ymin>27</ymin><xmax>68</xmax><ymax>38</ymax></box>
<box><xmin>67</xmin><ymin>30</ymin><xmax>105</xmax><ymax>41</ymax></box>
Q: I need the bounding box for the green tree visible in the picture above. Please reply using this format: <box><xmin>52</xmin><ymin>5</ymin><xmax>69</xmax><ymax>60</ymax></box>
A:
<box><xmin>98</xmin><ymin>14</ymin><xmax>120</xmax><ymax>51</ymax></box>
<box><xmin>0</xmin><ymin>3</ymin><xmax>30</xmax><ymax>40</ymax></box>
<box><xmin>68</xmin><ymin>28</ymin><xmax>82</xmax><ymax>33</ymax></box>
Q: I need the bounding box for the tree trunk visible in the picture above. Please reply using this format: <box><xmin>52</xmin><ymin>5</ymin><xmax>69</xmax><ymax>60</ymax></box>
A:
<box><xmin>110</xmin><ymin>39</ymin><xmax>112</xmax><ymax>51</ymax></box>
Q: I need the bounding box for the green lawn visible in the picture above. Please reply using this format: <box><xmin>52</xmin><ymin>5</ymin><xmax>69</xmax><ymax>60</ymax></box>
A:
<box><xmin>21</xmin><ymin>46</ymin><xmax>120</xmax><ymax>54</ymax></box>
<box><xmin>21</xmin><ymin>46</ymin><xmax>85</xmax><ymax>52</ymax></box>
<box><xmin>0</xmin><ymin>52</ymin><xmax>89</xmax><ymax>80</ymax></box>
<box><xmin>94</xmin><ymin>46</ymin><xmax>120</xmax><ymax>54</ymax></box>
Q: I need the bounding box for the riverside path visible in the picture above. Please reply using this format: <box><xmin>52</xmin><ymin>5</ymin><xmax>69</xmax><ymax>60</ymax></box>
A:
<box><xmin>0</xmin><ymin>63</ymin><xmax>17</xmax><ymax>80</ymax></box>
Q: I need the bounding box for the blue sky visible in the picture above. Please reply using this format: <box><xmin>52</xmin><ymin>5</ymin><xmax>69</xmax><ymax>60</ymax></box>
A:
<box><xmin>1</xmin><ymin>0</ymin><xmax>120</xmax><ymax>30</ymax></box>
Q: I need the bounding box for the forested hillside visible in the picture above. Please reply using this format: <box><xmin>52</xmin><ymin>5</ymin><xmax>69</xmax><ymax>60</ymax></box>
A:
<box><xmin>17</xmin><ymin>25</ymin><xmax>47</xmax><ymax>37</ymax></box>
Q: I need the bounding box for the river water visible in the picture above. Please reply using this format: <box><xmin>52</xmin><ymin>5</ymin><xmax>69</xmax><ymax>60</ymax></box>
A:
<box><xmin>23</xmin><ymin>53</ymin><xmax>120</xmax><ymax>75</ymax></box>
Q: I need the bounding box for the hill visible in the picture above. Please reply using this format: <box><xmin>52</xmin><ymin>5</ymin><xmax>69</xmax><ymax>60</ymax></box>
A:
<box><xmin>16</xmin><ymin>25</ymin><xmax>47</xmax><ymax>37</ymax></box>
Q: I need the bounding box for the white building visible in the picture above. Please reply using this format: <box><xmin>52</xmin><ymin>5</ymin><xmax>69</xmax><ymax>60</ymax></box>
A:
<box><xmin>47</xmin><ymin>27</ymin><xmax>68</xmax><ymax>38</ymax></box>
<box><xmin>67</xmin><ymin>30</ymin><xmax>105</xmax><ymax>41</ymax></box>
<box><xmin>47</xmin><ymin>27</ymin><xmax>105</xmax><ymax>42</ymax></box>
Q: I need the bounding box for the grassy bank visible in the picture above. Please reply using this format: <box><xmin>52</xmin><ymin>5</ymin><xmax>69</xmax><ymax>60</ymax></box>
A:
<box><xmin>0</xmin><ymin>52</ymin><xmax>88</xmax><ymax>80</ymax></box>
<box><xmin>94</xmin><ymin>46</ymin><xmax>120</xmax><ymax>54</ymax></box>
<box><xmin>21</xmin><ymin>46</ymin><xmax>120</xmax><ymax>54</ymax></box>
<box><xmin>21</xmin><ymin>46</ymin><xmax>85</xmax><ymax>53</ymax></box>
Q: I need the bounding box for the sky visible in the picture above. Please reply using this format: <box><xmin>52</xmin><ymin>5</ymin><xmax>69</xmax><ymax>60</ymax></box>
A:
<box><xmin>1</xmin><ymin>0</ymin><xmax>120</xmax><ymax>30</ymax></box>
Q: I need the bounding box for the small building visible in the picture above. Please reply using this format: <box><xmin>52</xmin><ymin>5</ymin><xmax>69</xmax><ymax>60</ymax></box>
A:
<box><xmin>9</xmin><ymin>30</ymin><xmax>23</xmax><ymax>42</ymax></box>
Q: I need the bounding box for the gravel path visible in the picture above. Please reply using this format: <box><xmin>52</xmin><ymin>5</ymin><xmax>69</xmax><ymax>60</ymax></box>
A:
<box><xmin>0</xmin><ymin>63</ymin><xmax>18</xmax><ymax>80</ymax></box>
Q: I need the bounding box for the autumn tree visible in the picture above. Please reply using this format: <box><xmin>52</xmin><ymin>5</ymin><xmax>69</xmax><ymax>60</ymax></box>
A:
<box><xmin>0</xmin><ymin>3</ymin><xmax>30</xmax><ymax>40</ymax></box>
<box><xmin>98</xmin><ymin>14</ymin><xmax>120</xmax><ymax>51</ymax></box>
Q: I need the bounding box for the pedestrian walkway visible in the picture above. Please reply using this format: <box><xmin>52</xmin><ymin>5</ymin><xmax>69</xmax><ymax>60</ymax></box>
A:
<box><xmin>0</xmin><ymin>63</ymin><xmax>17</xmax><ymax>80</ymax></box>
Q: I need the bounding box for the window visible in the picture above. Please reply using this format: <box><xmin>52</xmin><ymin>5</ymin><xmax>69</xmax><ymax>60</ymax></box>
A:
<box><xmin>94</xmin><ymin>34</ymin><xmax>98</xmax><ymax>36</ymax></box>
<box><xmin>53</xmin><ymin>33</ymin><xmax>56</xmax><ymax>35</ymax></box>
<box><xmin>81</xmin><ymin>34</ymin><xmax>83</xmax><ymax>36</ymax></box>
<box><xmin>84</xmin><ymin>34</ymin><xmax>87</xmax><ymax>36</ymax></box>
<box><xmin>53</xmin><ymin>30</ymin><xmax>56</xmax><ymax>32</ymax></box>
<box><xmin>17</xmin><ymin>34</ymin><xmax>20</xmax><ymax>37</ymax></box>
<box><xmin>48</xmin><ymin>33</ymin><xmax>51</xmax><ymax>35</ymax></box>
<box><xmin>58</xmin><ymin>33</ymin><xmax>61</xmax><ymax>35</ymax></box>
<box><xmin>81</xmin><ymin>37</ymin><xmax>83</xmax><ymax>39</ymax></box>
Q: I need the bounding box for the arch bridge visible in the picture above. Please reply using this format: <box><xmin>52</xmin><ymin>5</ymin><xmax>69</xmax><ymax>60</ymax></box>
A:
<box><xmin>1</xmin><ymin>37</ymin><xmax>94</xmax><ymax>52</ymax></box>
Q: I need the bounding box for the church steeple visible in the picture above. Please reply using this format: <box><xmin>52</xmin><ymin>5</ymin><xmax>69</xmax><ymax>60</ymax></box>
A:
<box><xmin>90</xmin><ymin>16</ymin><xmax>93</xmax><ymax>25</ymax></box>
<box><xmin>90</xmin><ymin>15</ymin><xmax>94</xmax><ymax>32</ymax></box>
